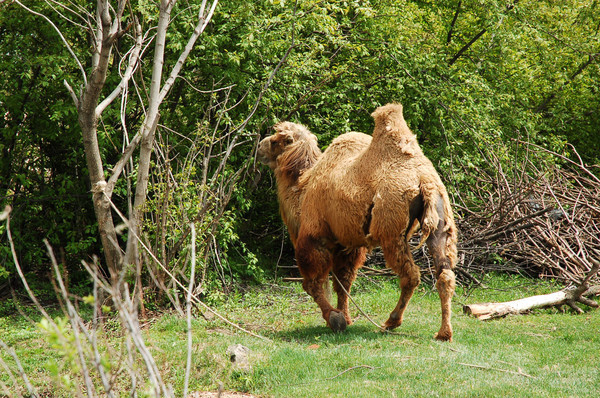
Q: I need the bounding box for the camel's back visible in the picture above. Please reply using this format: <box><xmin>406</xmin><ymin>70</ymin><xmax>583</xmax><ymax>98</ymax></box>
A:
<box><xmin>297</xmin><ymin>104</ymin><xmax>453</xmax><ymax>250</ymax></box>
<box><xmin>330</xmin><ymin>131</ymin><xmax>372</xmax><ymax>152</ymax></box>
<box><xmin>298</xmin><ymin>132</ymin><xmax>375</xmax><ymax>247</ymax></box>
<box><xmin>318</xmin><ymin>132</ymin><xmax>371</xmax><ymax>168</ymax></box>
<box><xmin>299</xmin><ymin>132</ymin><xmax>371</xmax><ymax>185</ymax></box>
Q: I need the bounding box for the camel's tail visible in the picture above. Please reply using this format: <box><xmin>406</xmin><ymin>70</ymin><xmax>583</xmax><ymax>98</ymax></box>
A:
<box><xmin>412</xmin><ymin>179</ymin><xmax>458</xmax><ymax>269</ymax></box>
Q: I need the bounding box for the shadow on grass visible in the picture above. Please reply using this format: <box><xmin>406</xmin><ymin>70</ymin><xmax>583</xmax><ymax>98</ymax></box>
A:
<box><xmin>273</xmin><ymin>321</ymin><xmax>424</xmax><ymax>345</ymax></box>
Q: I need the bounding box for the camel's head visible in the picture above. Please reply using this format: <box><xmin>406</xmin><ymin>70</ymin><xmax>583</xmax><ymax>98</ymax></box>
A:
<box><xmin>257</xmin><ymin>121</ymin><xmax>319</xmax><ymax>170</ymax></box>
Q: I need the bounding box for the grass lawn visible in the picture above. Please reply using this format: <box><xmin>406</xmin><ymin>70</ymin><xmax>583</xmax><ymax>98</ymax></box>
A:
<box><xmin>1</xmin><ymin>273</ymin><xmax>599</xmax><ymax>397</ymax></box>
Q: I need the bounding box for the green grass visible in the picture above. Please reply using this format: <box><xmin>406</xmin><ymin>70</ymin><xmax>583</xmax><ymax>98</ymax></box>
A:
<box><xmin>1</xmin><ymin>274</ymin><xmax>599</xmax><ymax>397</ymax></box>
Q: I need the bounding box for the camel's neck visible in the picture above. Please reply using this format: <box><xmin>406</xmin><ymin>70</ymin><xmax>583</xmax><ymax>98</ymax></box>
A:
<box><xmin>274</xmin><ymin>168</ymin><xmax>305</xmax><ymax>246</ymax></box>
<box><xmin>272</xmin><ymin>139</ymin><xmax>321</xmax><ymax>245</ymax></box>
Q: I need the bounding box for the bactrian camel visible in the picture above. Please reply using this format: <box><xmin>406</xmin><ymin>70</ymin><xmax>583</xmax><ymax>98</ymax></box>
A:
<box><xmin>257</xmin><ymin>103</ymin><xmax>457</xmax><ymax>341</ymax></box>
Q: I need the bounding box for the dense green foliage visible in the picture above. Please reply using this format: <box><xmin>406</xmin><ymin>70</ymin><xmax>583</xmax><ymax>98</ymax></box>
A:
<box><xmin>0</xmin><ymin>6</ymin><xmax>94</xmax><ymax>282</ymax></box>
<box><xmin>1</xmin><ymin>1</ymin><xmax>599</xmax><ymax>292</ymax></box>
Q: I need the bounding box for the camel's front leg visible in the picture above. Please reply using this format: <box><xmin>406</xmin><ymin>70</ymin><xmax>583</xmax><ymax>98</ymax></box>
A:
<box><xmin>296</xmin><ymin>235</ymin><xmax>345</xmax><ymax>332</ymax></box>
<box><xmin>332</xmin><ymin>248</ymin><xmax>367</xmax><ymax>325</ymax></box>
<box><xmin>302</xmin><ymin>277</ymin><xmax>347</xmax><ymax>332</ymax></box>
<box><xmin>382</xmin><ymin>241</ymin><xmax>421</xmax><ymax>330</ymax></box>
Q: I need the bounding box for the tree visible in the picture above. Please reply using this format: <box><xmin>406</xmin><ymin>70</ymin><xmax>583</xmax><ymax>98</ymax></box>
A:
<box><xmin>11</xmin><ymin>0</ymin><xmax>218</xmax><ymax>291</ymax></box>
<box><xmin>0</xmin><ymin>3</ymin><xmax>95</xmax><ymax>280</ymax></box>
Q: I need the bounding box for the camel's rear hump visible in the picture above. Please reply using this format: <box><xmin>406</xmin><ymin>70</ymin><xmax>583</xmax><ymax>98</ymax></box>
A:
<box><xmin>371</xmin><ymin>103</ymin><xmax>406</xmax><ymax>134</ymax></box>
<box><xmin>367</xmin><ymin>103</ymin><xmax>457</xmax><ymax>266</ymax></box>
<box><xmin>370</xmin><ymin>103</ymin><xmax>420</xmax><ymax>156</ymax></box>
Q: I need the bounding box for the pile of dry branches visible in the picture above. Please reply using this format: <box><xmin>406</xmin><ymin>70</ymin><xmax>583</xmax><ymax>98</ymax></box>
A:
<box><xmin>455</xmin><ymin>140</ymin><xmax>600</xmax><ymax>284</ymax></box>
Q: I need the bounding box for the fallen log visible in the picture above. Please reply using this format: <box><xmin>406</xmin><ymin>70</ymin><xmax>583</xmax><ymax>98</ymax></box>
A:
<box><xmin>465</xmin><ymin>253</ymin><xmax>600</xmax><ymax>320</ymax></box>
<box><xmin>463</xmin><ymin>285</ymin><xmax>600</xmax><ymax>320</ymax></box>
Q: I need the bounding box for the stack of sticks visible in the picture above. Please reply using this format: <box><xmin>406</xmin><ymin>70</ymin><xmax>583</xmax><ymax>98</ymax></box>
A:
<box><xmin>452</xmin><ymin>140</ymin><xmax>600</xmax><ymax>284</ymax></box>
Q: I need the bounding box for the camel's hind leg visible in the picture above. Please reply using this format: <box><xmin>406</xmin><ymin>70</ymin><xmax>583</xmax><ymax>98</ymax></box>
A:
<box><xmin>296</xmin><ymin>235</ymin><xmax>346</xmax><ymax>332</ymax></box>
<box><xmin>332</xmin><ymin>247</ymin><xmax>367</xmax><ymax>325</ymax></box>
<box><xmin>382</xmin><ymin>240</ymin><xmax>421</xmax><ymax>330</ymax></box>
<box><xmin>426</xmin><ymin>198</ymin><xmax>457</xmax><ymax>341</ymax></box>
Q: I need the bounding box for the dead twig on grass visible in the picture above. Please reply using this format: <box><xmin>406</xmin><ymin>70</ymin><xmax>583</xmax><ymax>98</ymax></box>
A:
<box><xmin>457</xmin><ymin>362</ymin><xmax>535</xmax><ymax>378</ymax></box>
<box><xmin>331</xmin><ymin>273</ymin><xmax>404</xmax><ymax>335</ymax></box>
<box><xmin>281</xmin><ymin>364</ymin><xmax>378</xmax><ymax>388</ymax></box>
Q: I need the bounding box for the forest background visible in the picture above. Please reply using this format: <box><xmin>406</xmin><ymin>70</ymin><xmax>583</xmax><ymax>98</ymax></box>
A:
<box><xmin>1</xmin><ymin>0</ymin><xmax>599</xmax><ymax>307</ymax></box>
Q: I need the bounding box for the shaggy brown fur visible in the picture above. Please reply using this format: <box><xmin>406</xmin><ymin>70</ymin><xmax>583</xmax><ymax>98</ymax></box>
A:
<box><xmin>257</xmin><ymin>121</ymin><xmax>321</xmax><ymax>246</ymax></box>
<box><xmin>259</xmin><ymin>104</ymin><xmax>457</xmax><ymax>341</ymax></box>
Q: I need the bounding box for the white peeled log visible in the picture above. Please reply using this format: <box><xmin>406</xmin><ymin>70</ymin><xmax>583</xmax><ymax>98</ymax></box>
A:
<box><xmin>464</xmin><ymin>285</ymin><xmax>600</xmax><ymax>320</ymax></box>
<box><xmin>465</xmin><ymin>255</ymin><xmax>600</xmax><ymax>320</ymax></box>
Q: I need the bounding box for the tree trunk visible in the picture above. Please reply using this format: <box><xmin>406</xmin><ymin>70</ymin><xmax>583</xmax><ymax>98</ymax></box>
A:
<box><xmin>125</xmin><ymin>0</ymin><xmax>173</xmax><ymax>269</ymax></box>
<box><xmin>78</xmin><ymin>1</ymin><xmax>123</xmax><ymax>287</ymax></box>
<box><xmin>124</xmin><ymin>0</ymin><xmax>219</xmax><ymax>267</ymax></box>
<box><xmin>464</xmin><ymin>285</ymin><xmax>600</xmax><ymax>320</ymax></box>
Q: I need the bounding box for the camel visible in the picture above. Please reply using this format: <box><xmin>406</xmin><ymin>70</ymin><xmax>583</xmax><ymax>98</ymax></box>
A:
<box><xmin>257</xmin><ymin>103</ymin><xmax>457</xmax><ymax>341</ymax></box>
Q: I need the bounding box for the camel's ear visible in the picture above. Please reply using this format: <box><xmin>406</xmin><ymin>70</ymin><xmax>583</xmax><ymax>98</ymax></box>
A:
<box><xmin>281</xmin><ymin>132</ymin><xmax>294</xmax><ymax>145</ymax></box>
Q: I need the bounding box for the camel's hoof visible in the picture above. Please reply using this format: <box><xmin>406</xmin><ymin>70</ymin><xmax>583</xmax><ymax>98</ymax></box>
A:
<box><xmin>434</xmin><ymin>331</ymin><xmax>453</xmax><ymax>342</ymax></box>
<box><xmin>328</xmin><ymin>311</ymin><xmax>347</xmax><ymax>333</ymax></box>
<box><xmin>382</xmin><ymin>321</ymin><xmax>400</xmax><ymax>331</ymax></box>
<box><xmin>383</xmin><ymin>314</ymin><xmax>401</xmax><ymax>330</ymax></box>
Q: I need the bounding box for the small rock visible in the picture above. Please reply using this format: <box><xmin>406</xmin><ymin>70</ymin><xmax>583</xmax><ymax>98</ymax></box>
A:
<box><xmin>201</xmin><ymin>310</ymin><xmax>215</xmax><ymax>321</ymax></box>
<box><xmin>226</xmin><ymin>344</ymin><xmax>251</xmax><ymax>371</ymax></box>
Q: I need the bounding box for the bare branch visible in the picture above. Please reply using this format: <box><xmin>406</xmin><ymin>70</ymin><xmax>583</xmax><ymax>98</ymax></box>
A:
<box><xmin>4</xmin><ymin>208</ymin><xmax>55</xmax><ymax>322</ymax></box>
<box><xmin>0</xmin><ymin>340</ymin><xmax>38</xmax><ymax>397</ymax></box>
<box><xmin>535</xmin><ymin>52</ymin><xmax>600</xmax><ymax>113</ymax></box>
<box><xmin>45</xmin><ymin>0</ymin><xmax>89</xmax><ymax>30</ymax></box>
<box><xmin>96</xmin><ymin>18</ymin><xmax>143</xmax><ymax>116</ymax></box>
<box><xmin>448</xmin><ymin>1</ymin><xmax>520</xmax><ymax>66</ymax></box>
<box><xmin>446</xmin><ymin>0</ymin><xmax>462</xmax><ymax>44</ymax></box>
<box><xmin>104</xmin><ymin>193</ymin><xmax>272</xmax><ymax>341</ymax></box>
<box><xmin>114</xmin><ymin>287</ymin><xmax>171</xmax><ymax>397</ymax></box>
<box><xmin>0</xmin><ymin>355</ymin><xmax>19</xmax><ymax>398</ymax></box>
<box><xmin>44</xmin><ymin>240</ymin><xmax>97</xmax><ymax>398</ymax></box>
<box><xmin>448</xmin><ymin>28</ymin><xmax>486</xmax><ymax>66</ymax></box>
<box><xmin>14</xmin><ymin>0</ymin><xmax>87</xmax><ymax>86</ymax></box>
<box><xmin>64</xmin><ymin>79</ymin><xmax>79</xmax><ymax>107</ymax></box>
<box><xmin>455</xmin><ymin>135</ymin><xmax>600</xmax><ymax>285</ymax></box>
<box><xmin>512</xmin><ymin>139</ymin><xmax>600</xmax><ymax>184</ymax></box>
<box><xmin>159</xmin><ymin>0</ymin><xmax>219</xmax><ymax>102</ymax></box>
<box><xmin>184</xmin><ymin>223</ymin><xmax>196</xmax><ymax>398</ymax></box>
<box><xmin>1</xmin><ymin>209</ymin><xmax>41</xmax><ymax>397</ymax></box>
